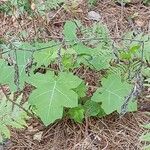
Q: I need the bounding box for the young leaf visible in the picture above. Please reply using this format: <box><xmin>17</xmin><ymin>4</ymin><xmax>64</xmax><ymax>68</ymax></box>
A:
<box><xmin>84</xmin><ymin>100</ymin><xmax>105</xmax><ymax>117</ymax></box>
<box><xmin>120</xmin><ymin>45</ymin><xmax>140</xmax><ymax>60</ymax></box>
<box><xmin>129</xmin><ymin>45</ymin><xmax>140</xmax><ymax>54</ymax></box>
<box><xmin>62</xmin><ymin>54</ymin><xmax>75</xmax><ymax>71</ymax></box>
<box><xmin>68</xmin><ymin>106</ymin><xmax>84</xmax><ymax>123</ymax></box>
<box><xmin>91</xmin><ymin>74</ymin><xmax>137</xmax><ymax>114</ymax></box>
<box><xmin>122</xmin><ymin>32</ymin><xmax>150</xmax><ymax>62</ymax></box>
<box><xmin>28</xmin><ymin>72</ymin><xmax>82</xmax><ymax>125</ymax></box>
<box><xmin>120</xmin><ymin>51</ymin><xmax>132</xmax><ymax>60</ymax></box>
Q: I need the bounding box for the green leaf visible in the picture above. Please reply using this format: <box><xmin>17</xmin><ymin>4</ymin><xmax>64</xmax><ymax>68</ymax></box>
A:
<box><xmin>143</xmin><ymin>37</ymin><xmax>150</xmax><ymax>62</ymax></box>
<box><xmin>62</xmin><ymin>54</ymin><xmax>75</xmax><ymax>70</ymax></box>
<box><xmin>142</xmin><ymin>123</ymin><xmax>150</xmax><ymax>129</ymax></box>
<box><xmin>72</xmin><ymin>23</ymin><xmax>113</xmax><ymax>70</ymax></box>
<box><xmin>28</xmin><ymin>72</ymin><xmax>82</xmax><ymax>125</ymax></box>
<box><xmin>63</xmin><ymin>21</ymin><xmax>77</xmax><ymax>44</ymax></box>
<box><xmin>120</xmin><ymin>45</ymin><xmax>140</xmax><ymax>60</ymax></box>
<box><xmin>97</xmin><ymin>106</ymin><xmax>106</xmax><ymax>117</ymax></box>
<box><xmin>68</xmin><ymin>106</ymin><xmax>84</xmax><ymax>123</ymax></box>
<box><xmin>143</xmin><ymin>144</ymin><xmax>150</xmax><ymax>150</ymax></box>
<box><xmin>73</xmin><ymin>43</ymin><xmax>92</xmax><ymax>55</ymax></box>
<box><xmin>89</xmin><ymin>51</ymin><xmax>112</xmax><ymax>70</ymax></box>
<box><xmin>91</xmin><ymin>74</ymin><xmax>137</xmax><ymax>114</ymax></box>
<box><xmin>5</xmin><ymin>41</ymin><xmax>33</xmax><ymax>90</ymax></box>
<box><xmin>0</xmin><ymin>134</ymin><xmax>3</xmax><ymax>143</ymax></box>
<box><xmin>0</xmin><ymin>94</ymin><xmax>28</xmax><ymax>142</ymax></box>
<box><xmin>120</xmin><ymin>51</ymin><xmax>132</xmax><ymax>60</ymax></box>
<box><xmin>143</xmin><ymin>0</ymin><xmax>150</xmax><ymax>6</ymax></box>
<box><xmin>140</xmin><ymin>133</ymin><xmax>150</xmax><ymax>142</ymax></box>
<box><xmin>122</xmin><ymin>32</ymin><xmax>150</xmax><ymax>62</ymax></box>
<box><xmin>0</xmin><ymin>124</ymin><xmax>10</xmax><ymax>139</ymax></box>
<box><xmin>129</xmin><ymin>45</ymin><xmax>140</xmax><ymax>54</ymax></box>
<box><xmin>89</xmin><ymin>45</ymin><xmax>112</xmax><ymax>70</ymax></box>
<box><xmin>144</xmin><ymin>78</ymin><xmax>150</xmax><ymax>98</ymax></box>
<box><xmin>13</xmin><ymin>50</ymin><xmax>31</xmax><ymax>89</ymax></box>
<box><xmin>145</xmin><ymin>78</ymin><xmax>150</xmax><ymax>83</ymax></box>
<box><xmin>84</xmin><ymin>100</ymin><xmax>105</xmax><ymax>117</ymax></box>
<box><xmin>142</xmin><ymin>68</ymin><xmax>150</xmax><ymax>78</ymax></box>
<box><xmin>74</xmin><ymin>43</ymin><xmax>113</xmax><ymax>70</ymax></box>
<box><xmin>73</xmin><ymin>82</ymin><xmax>87</xmax><ymax>98</ymax></box>
<box><xmin>0</xmin><ymin>59</ymin><xmax>14</xmax><ymax>84</ymax></box>
<box><xmin>33</xmin><ymin>41</ymin><xmax>58</xmax><ymax>67</ymax></box>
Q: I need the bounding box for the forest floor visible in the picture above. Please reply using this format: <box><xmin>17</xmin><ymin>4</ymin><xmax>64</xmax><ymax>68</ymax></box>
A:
<box><xmin>0</xmin><ymin>0</ymin><xmax>150</xmax><ymax>149</ymax></box>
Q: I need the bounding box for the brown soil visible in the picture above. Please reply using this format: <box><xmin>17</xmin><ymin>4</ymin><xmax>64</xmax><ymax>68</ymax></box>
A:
<box><xmin>4</xmin><ymin>112</ymin><xmax>150</xmax><ymax>150</ymax></box>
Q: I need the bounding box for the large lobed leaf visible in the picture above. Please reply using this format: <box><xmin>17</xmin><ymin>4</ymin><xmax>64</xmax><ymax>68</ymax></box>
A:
<box><xmin>91</xmin><ymin>74</ymin><xmax>137</xmax><ymax>114</ymax></box>
<box><xmin>28</xmin><ymin>72</ymin><xmax>82</xmax><ymax>126</ymax></box>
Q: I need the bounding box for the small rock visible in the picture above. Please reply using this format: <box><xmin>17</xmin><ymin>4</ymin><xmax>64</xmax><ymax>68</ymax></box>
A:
<box><xmin>33</xmin><ymin>131</ymin><xmax>43</xmax><ymax>142</ymax></box>
<box><xmin>88</xmin><ymin>11</ymin><xmax>101</xmax><ymax>21</ymax></box>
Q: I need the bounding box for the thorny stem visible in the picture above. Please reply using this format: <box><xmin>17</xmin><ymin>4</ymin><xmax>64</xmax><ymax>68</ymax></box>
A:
<box><xmin>120</xmin><ymin>42</ymin><xmax>144</xmax><ymax>116</ymax></box>
<box><xmin>0</xmin><ymin>37</ymin><xmax>146</xmax><ymax>55</ymax></box>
